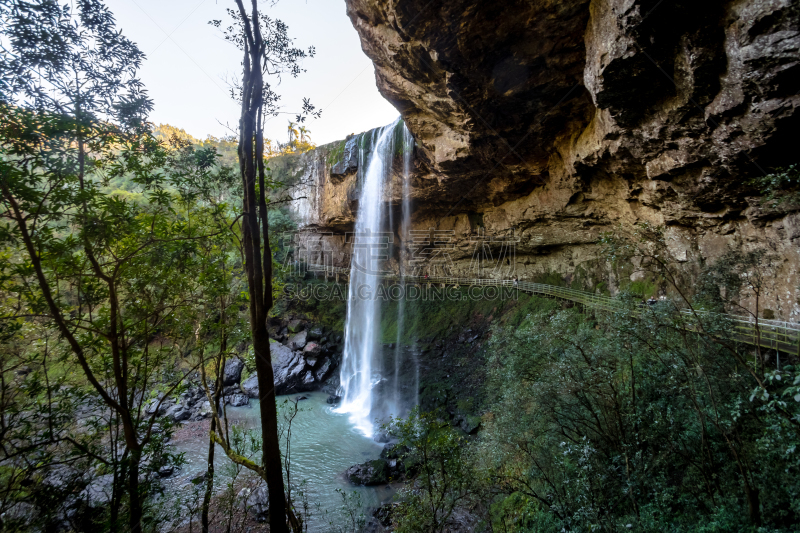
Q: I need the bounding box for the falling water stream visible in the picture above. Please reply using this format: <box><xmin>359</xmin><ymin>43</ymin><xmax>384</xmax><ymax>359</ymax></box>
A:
<box><xmin>337</xmin><ymin>118</ymin><xmax>417</xmax><ymax>436</ymax></box>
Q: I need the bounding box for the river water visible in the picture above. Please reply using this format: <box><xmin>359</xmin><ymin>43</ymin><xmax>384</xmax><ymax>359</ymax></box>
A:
<box><xmin>168</xmin><ymin>392</ymin><xmax>392</xmax><ymax>530</ymax></box>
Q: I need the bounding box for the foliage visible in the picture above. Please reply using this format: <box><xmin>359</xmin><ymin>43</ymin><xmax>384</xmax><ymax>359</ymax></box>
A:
<box><xmin>386</xmin><ymin>408</ymin><xmax>474</xmax><ymax>533</ymax></box>
<box><xmin>153</xmin><ymin>123</ymin><xmax>240</xmax><ymax>168</ymax></box>
<box><xmin>378</xmin><ymin>226</ymin><xmax>799</xmax><ymax>533</ymax></box>
<box><xmin>0</xmin><ymin>103</ymin><xmax>239</xmax><ymax>531</ymax></box>
<box><xmin>476</xmin><ymin>298</ymin><xmax>800</xmax><ymax>532</ymax></box>
<box><xmin>208</xmin><ymin>4</ymin><xmax>319</xmax><ymax>124</ymax></box>
<box><xmin>748</xmin><ymin>164</ymin><xmax>800</xmax><ymax>209</ymax></box>
<box><xmin>0</xmin><ymin>2</ymin><xmax>216</xmax><ymax>530</ymax></box>
<box><xmin>280</xmin><ymin>121</ymin><xmax>316</xmax><ymax>154</ymax></box>
<box><xmin>695</xmin><ymin>248</ymin><xmax>778</xmax><ymax>316</ymax></box>
<box><xmin>0</xmin><ymin>0</ymin><xmax>150</xmax><ymax>129</ymax></box>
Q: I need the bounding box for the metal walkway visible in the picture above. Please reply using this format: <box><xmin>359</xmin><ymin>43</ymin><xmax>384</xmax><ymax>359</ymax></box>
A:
<box><xmin>304</xmin><ymin>264</ymin><xmax>800</xmax><ymax>355</ymax></box>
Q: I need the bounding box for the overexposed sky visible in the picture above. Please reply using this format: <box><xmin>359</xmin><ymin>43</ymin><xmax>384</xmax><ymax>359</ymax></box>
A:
<box><xmin>104</xmin><ymin>0</ymin><xmax>399</xmax><ymax>145</ymax></box>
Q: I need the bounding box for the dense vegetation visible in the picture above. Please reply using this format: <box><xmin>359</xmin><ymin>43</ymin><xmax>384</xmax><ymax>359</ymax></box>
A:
<box><xmin>0</xmin><ymin>0</ymin><xmax>318</xmax><ymax>531</ymax></box>
<box><xmin>376</xmin><ymin>240</ymin><xmax>800</xmax><ymax>533</ymax></box>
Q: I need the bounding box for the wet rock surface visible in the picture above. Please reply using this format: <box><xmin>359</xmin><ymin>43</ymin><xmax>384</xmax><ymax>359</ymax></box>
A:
<box><xmin>288</xmin><ymin>330</ymin><xmax>307</xmax><ymax>350</ymax></box>
<box><xmin>344</xmin><ymin>459</ymin><xmax>390</xmax><ymax>486</ymax></box>
<box><xmin>326</xmin><ymin>394</ymin><xmax>341</xmax><ymax>404</ymax></box>
<box><xmin>226</xmin><ymin>394</ymin><xmax>250</xmax><ymax>407</ymax></box>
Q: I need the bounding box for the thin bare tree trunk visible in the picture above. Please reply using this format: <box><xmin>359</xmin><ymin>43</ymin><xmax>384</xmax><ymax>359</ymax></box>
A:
<box><xmin>233</xmin><ymin>2</ymin><xmax>291</xmax><ymax>531</ymax></box>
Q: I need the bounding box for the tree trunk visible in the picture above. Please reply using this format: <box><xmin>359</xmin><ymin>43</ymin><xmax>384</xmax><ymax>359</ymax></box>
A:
<box><xmin>127</xmin><ymin>446</ymin><xmax>143</xmax><ymax>533</ymax></box>
<box><xmin>233</xmin><ymin>1</ymin><xmax>290</xmax><ymax>531</ymax></box>
<box><xmin>201</xmin><ymin>408</ymin><xmax>217</xmax><ymax>533</ymax></box>
<box><xmin>745</xmin><ymin>481</ymin><xmax>761</xmax><ymax>526</ymax></box>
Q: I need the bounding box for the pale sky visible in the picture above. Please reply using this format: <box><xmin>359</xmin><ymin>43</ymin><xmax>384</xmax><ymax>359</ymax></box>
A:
<box><xmin>104</xmin><ymin>0</ymin><xmax>400</xmax><ymax>145</ymax></box>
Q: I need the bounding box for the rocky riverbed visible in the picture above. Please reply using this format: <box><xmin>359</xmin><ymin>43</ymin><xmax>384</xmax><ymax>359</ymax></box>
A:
<box><xmin>147</xmin><ymin>318</ymin><xmax>343</xmax><ymax>425</ymax></box>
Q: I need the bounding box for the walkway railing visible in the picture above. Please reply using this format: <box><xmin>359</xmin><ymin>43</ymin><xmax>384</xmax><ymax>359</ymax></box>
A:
<box><xmin>304</xmin><ymin>264</ymin><xmax>800</xmax><ymax>355</ymax></box>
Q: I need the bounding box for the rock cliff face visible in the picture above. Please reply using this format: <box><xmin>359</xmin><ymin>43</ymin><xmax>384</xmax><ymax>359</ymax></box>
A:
<box><xmin>281</xmin><ymin>0</ymin><xmax>800</xmax><ymax>320</ymax></box>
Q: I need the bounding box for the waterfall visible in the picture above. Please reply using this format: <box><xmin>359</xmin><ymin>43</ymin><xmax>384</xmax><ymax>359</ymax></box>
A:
<box><xmin>337</xmin><ymin>119</ymin><xmax>397</xmax><ymax>436</ymax></box>
<box><xmin>393</xmin><ymin>125</ymin><xmax>416</xmax><ymax>411</ymax></box>
<box><xmin>336</xmin><ymin>118</ymin><xmax>416</xmax><ymax>437</ymax></box>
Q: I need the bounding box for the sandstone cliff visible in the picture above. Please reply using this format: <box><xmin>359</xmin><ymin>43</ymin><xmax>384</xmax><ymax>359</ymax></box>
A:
<box><xmin>279</xmin><ymin>0</ymin><xmax>800</xmax><ymax>320</ymax></box>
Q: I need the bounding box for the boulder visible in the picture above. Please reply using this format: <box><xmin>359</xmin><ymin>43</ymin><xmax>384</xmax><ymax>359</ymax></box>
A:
<box><xmin>241</xmin><ymin>343</ymin><xmax>327</xmax><ymax>397</ymax></box>
<box><xmin>198</xmin><ymin>401</ymin><xmax>213</xmax><ymax>419</ymax></box>
<box><xmin>245</xmin><ymin>483</ymin><xmax>269</xmax><ymax>522</ymax></box>
<box><xmin>166</xmin><ymin>404</ymin><xmax>191</xmax><ymax>422</ymax></box>
<box><xmin>223</xmin><ymin>358</ymin><xmax>245</xmax><ymax>386</ymax></box>
<box><xmin>322</xmin><ymin>373</ymin><xmax>341</xmax><ymax>395</ymax></box>
<box><xmin>80</xmin><ymin>474</ymin><xmax>115</xmax><ymax>508</ymax></box>
<box><xmin>326</xmin><ymin>395</ymin><xmax>341</xmax><ymax>404</ymax></box>
<box><xmin>307</xmin><ymin>326</ymin><xmax>324</xmax><ymax>341</ymax></box>
<box><xmin>242</xmin><ymin>374</ymin><xmax>260</xmax><ymax>399</ymax></box>
<box><xmin>315</xmin><ymin>359</ymin><xmax>334</xmax><ymax>382</ymax></box>
<box><xmin>1</xmin><ymin>502</ymin><xmax>34</xmax><ymax>525</ymax></box>
<box><xmin>226</xmin><ymin>394</ymin><xmax>250</xmax><ymax>407</ymax></box>
<box><xmin>222</xmin><ymin>384</ymin><xmax>240</xmax><ymax>396</ymax></box>
<box><xmin>145</xmin><ymin>399</ymin><xmax>161</xmax><ymax>416</ymax></box>
<box><xmin>145</xmin><ymin>394</ymin><xmax>171</xmax><ymax>416</ymax></box>
<box><xmin>381</xmin><ymin>444</ymin><xmax>412</xmax><ymax>478</ymax></box>
<box><xmin>157</xmin><ymin>465</ymin><xmax>174</xmax><ymax>478</ymax></box>
<box><xmin>287</xmin><ymin>319</ymin><xmax>304</xmax><ymax>334</ymax></box>
<box><xmin>272</xmin><ymin>343</ymin><xmax>318</xmax><ymax>395</ymax></box>
<box><xmin>288</xmin><ymin>330</ymin><xmax>307</xmax><ymax>350</ymax></box>
<box><xmin>303</xmin><ymin>342</ymin><xmax>322</xmax><ymax>356</ymax></box>
<box><xmin>344</xmin><ymin>460</ymin><xmax>390</xmax><ymax>486</ymax></box>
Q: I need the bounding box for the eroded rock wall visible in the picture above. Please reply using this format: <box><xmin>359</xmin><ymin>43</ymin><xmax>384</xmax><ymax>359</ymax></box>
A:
<box><xmin>282</xmin><ymin>0</ymin><xmax>800</xmax><ymax>320</ymax></box>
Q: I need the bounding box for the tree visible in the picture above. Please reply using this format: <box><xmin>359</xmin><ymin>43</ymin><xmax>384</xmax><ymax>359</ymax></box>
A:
<box><xmin>298</xmin><ymin>125</ymin><xmax>310</xmax><ymax>144</ymax></box>
<box><xmin>209</xmin><ymin>2</ymin><xmax>318</xmax><ymax>531</ymax></box>
<box><xmin>0</xmin><ymin>105</ymin><xmax>219</xmax><ymax>532</ymax></box>
<box><xmin>0</xmin><ymin>5</ymin><xmax>243</xmax><ymax>529</ymax></box>
<box><xmin>1</xmin><ymin>3</ymin><xmax>162</xmax><ymax>531</ymax></box>
<box><xmin>287</xmin><ymin>120</ymin><xmax>298</xmax><ymax>149</ymax></box>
